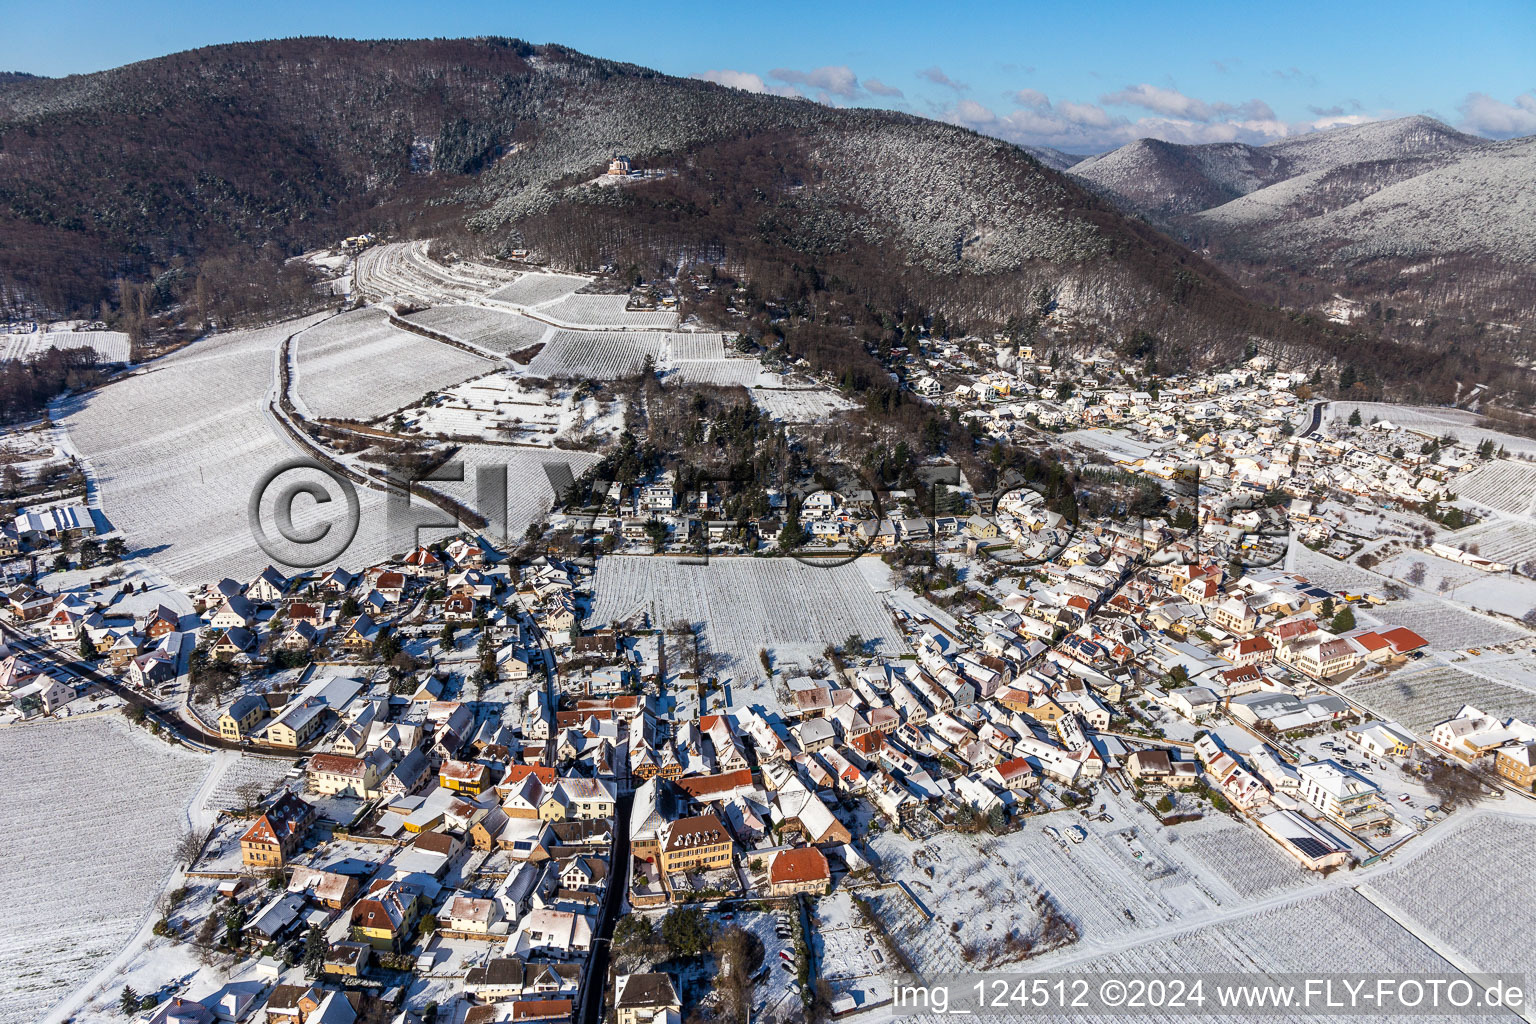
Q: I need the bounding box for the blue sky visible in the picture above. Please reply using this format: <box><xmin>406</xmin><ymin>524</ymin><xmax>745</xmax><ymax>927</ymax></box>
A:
<box><xmin>4</xmin><ymin>0</ymin><xmax>1533</xmax><ymax>151</ymax></box>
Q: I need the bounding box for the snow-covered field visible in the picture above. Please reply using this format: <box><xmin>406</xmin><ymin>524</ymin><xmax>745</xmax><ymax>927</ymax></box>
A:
<box><xmin>668</xmin><ymin>360</ymin><xmax>769</xmax><ymax>387</ymax></box>
<box><xmin>1340</xmin><ymin>663</ymin><xmax>1536</xmax><ymax>732</ymax></box>
<box><xmin>586</xmin><ymin>556</ymin><xmax>906</xmax><ymax>706</ymax></box>
<box><xmin>525</xmin><ymin>331</ymin><xmax>668</xmax><ymax>380</ymax></box>
<box><xmin>1440</xmin><ymin>519</ymin><xmax>1536</xmax><ymax>572</ymax></box>
<box><xmin>1060</xmin><ymin>429</ymin><xmax>1170</xmax><ymax>462</ymax></box>
<box><xmin>486</xmin><ymin>273</ymin><xmax>587</xmax><ymax>307</ymax></box>
<box><xmin>401</xmin><ymin>305</ymin><xmax>551</xmax><ymax>354</ymax></box>
<box><xmin>1373</xmin><ymin>550</ymin><xmax>1536</xmax><ymax>623</ymax></box>
<box><xmin>0</xmin><ymin>718</ymin><xmax>207</xmax><ymax>1024</ymax></box>
<box><xmin>1</xmin><ymin>329</ymin><xmax>132</xmax><ymax>364</ymax></box>
<box><xmin>1041</xmin><ymin>888</ymin><xmax>1503</xmax><ymax>1003</ymax></box>
<box><xmin>421</xmin><ymin>443</ymin><xmax>602</xmax><ymax>544</ymax></box>
<box><xmin>748</xmin><ymin>388</ymin><xmax>858</xmax><ymax>422</ymax></box>
<box><xmin>401</xmin><ymin>374</ymin><xmax>625</xmax><ymax>447</ymax></box>
<box><xmin>353</xmin><ymin>241</ymin><xmax>517</xmax><ymax>306</ymax></box>
<box><xmin>1360</xmin><ymin>813</ymin><xmax>1536</xmax><ymax>980</ymax></box>
<box><xmin>292</xmin><ymin>308</ymin><xmax>494</xmax><ymax>421</ymax></box>
<box><xmin>1327</xmin><ymin>402</ymin><xmax>1536</xmax><ymax>458</ymax></box>
<box><xmin>58</xmin><ymin>316</ymin><xmax>402</xmax><ymax>586</ymax></box>
<box><xmin>1453</xmin><ymin>460</ymin><xmax>1536</xmax><ymax>516</ymax></box>
<box><xmin>538</xmin><ymin>293</ymin><xmax>677</xmax><ymax>329</ymax></box>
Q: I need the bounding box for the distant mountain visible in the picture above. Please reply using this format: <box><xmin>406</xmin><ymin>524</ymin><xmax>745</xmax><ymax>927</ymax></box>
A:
<box><xmin>1019</xmin><ymin>145</ymin><xmax>1086</xmax><ymax>172</ymax></box>
<box><xmin>1068</xmin><ymin>117</ymin><xmax>1536</xmax><ymax>339</ymax></box>
<box><xmin>0</xmin><ymin>36</ymin><xmax>1350</xmax><ymax>377</ymax></box>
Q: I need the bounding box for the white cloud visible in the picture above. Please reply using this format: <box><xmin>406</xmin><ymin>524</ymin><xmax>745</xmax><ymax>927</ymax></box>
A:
<box><xmin>942</xmin><ymin>91</ymin><xmax>1379</xmax><ymax>154</ymax></box>
<box><xmin>1458</xmin><ymin>92</ymin><xmax>1536</xmax><ymax>138</ymax></box>
<box><xmin>917</xmin><ymin>66</ymin><xmax>968</xmax><ymax>92</ymax></box>
<box><xmin>1101</xmin><ymin>83</ymin><xmax>1225</xmax><ymax>121</ymax></box>
<box><xmin>770</xmin><ymin>65</ymin><xmax>860</xmax><ymax>99</ymax></box>
<box><xmin>694</xmin><ymin>69</ymin><xmax>768</xmax><ymax>93</ymax></box>
<box><xmin>864</xmin><ymin>77</ymin><xmax>904</xmax><ymax>98</ymax></box>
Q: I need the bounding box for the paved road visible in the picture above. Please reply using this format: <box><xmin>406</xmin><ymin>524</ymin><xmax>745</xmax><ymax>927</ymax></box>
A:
<box><xmin>1</xmin><ymin>620</ymin><xmax>282</xmax><ymax>753</ymax></box>
<box><xmin>1299</xmin><ymin>401</ymin><xmax>1324</xmax><ymax>437</ymax></box>
<box><xmin>578</xmin><ymin>790</ymin><xmax>634</xmax><ymax>1024</ymax></box>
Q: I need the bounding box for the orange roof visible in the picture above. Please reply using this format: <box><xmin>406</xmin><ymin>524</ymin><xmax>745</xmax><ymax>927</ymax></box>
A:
<box><xmin>675</xmin><ymin>770</ymin><xmax>753</xmax><ymax>799</ymax></box>
<box><xmin>769</xmin><ymin>847</ymin><xmax>830</xmax><ymax>886</ymax></box>
<box><xmin>1352</xmin><ymin>631</ymin><xmax>1392</xmax><ymax>653</ymax></box>
<box><xmin>1380</xmin><ymin>627</ymin><xmax>1429</xmax><ymax>653</ymax></box>
<box><xmin>502</xmin><ymin>764</ymin><xmax>557</xmax><ymax>786</ymax></box>
<box><xmin>510</xmin><ymin>1000</ymin><xmax>573</xmax><ymax>1021</ymax></box>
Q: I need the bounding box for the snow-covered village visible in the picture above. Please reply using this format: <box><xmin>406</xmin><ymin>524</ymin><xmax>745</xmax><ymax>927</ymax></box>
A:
<box><xmin>3</xmin><ymin>227</ymin><xmax>1536</xmax><ymax>1024</ymax></box>
<box><xmin>4</xmin><ymin>10</ymin><xmax>1536</xmax><ymax>1024</ymax></box>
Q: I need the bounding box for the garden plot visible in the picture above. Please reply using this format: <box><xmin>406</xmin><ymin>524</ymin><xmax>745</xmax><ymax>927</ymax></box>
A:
<box><xmin>486</xmin><ymin>273</ymin><xmax>588</xmax><ymax>307</ymax></box>
<box><xmin>401</xmin><ymin>305</ymin><xmax>551</xmax><ymax>354</ymax></box>
<box><xmin>586</xmin><ymin>556</ymin><xmax>906</xmax><ymax>708</ymax></box>
<box><xmin>0</xmin><ymin>718</ymin><xmax>208</xmax><ymax>1024</ymax></box>
<box><xmin>292</xmin><ymin>308</ymin><xmax>494</xmax><ymax>421</ymax></box>
<box><xmin>525</xmin><ymin>331</ymin><xmax>668</xmax><ymax>380</ymax></box>
<box><xmin>1453</xmin><ymin>460</ymin><xmax>1536</xmax><ymax>516</ymax></box>
<box><xmin>748</xmin><ymin>388</ymin><xmax>858</xmax><ymax>422</ymax></box>
<box><xmin>58</xmin><ymin>315</ymin><xmax>403</xmax><ymax>587</ymax></box>
<box><xmin>539</xmin><ymin>293</ymin><xmax>678</xmax><ymax>329</ymax></box>
<box><xmin>1360</xmin><ymin>813</ymin><xmax>1536</xmax><ymax>980</ymax></box>
<box><xmin>401</xmin><ymin>373</ymin><xmax>625</xmax><ymax>447</ymax></box>
<box><xmin>866</xmin><ymin>820</ymin><xmax>1184</xmax><ymax>974</ymax></box>
<box><xmin>1340</xmin><ymin>663</ymin><xmax>1536</xmax><ymax>732</ymax></box>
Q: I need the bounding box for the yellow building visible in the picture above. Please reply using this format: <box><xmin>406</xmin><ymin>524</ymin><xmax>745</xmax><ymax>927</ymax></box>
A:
<box><xmin>657</xmin><ymin>814</ymin><xmax>734</xmax><ymax>875</ymax></box>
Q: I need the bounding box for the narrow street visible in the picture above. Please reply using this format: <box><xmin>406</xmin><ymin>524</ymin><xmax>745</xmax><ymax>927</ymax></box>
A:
<box><xmin>579</xmin><ymin>790</ymin><xmax>634</xmax><ymax>1024</ymax></box>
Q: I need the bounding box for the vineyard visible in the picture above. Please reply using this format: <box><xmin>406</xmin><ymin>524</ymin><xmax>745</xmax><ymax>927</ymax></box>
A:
<box><xmin>586</xmin><ymin>556</ymin><xmax>907</xmax><ymax>707</ymax></box>
<box><xmin>0</xmin><ymin>719</ymin><xmax>208</xmax><ymax>1024</ymax></box>
<box><xmin>525</xmin><ymin>331</ymin><xmax>668</xmax><ymax>379</ymax></box>
<box><xmin>1361</xmin><ymin>814</ymin><xmax>1536</xmax><ymax>980</ymax></box>
<box><xmin>59</xmin><ymin>315</ymin><xmax>400</xmax><ymax>585</ymax></box>
<box><xmin>422</xmin><ymin>443</ymin><xmax>602</xmax><ymax>543</ymax></box>
<box><xmin>1453</xmin><ymin>460</ymin><xmax>1536</xmax><ymax>515</ymax></box>
<box><xmin>1341</xmin><ymin>664</ymin><xmax>1536</xmax><ymax>731</ymax></box>
<box><xmin>486</xmin><ymin>273</ymin><xmax>587</xmax><ymax>307</ymax></box>
<box><xmin>665</xmin><ymin>334</ymin><xmax>727</xmax><ymax>361</ymax></box>
<box><xmin>353</xmin><ymin>241</ymin><xmax>517</xmax><ymax>306</ymax></box>
<box><xmin>538</xmin><ymin>293</ymin><xmax>678</xmax><ymax>329</ymax></box>
<box><xmin>748</xmin><ymin>388</ymin><xmax>858</xmax><ymax>422</ymax></box>
<box><xmin>1440</xmin><ymin>519</ymin><xmax>1536</xmax><ymax>569</ymax></box>
<box><xmin>667</xmin><ymin>360</ymin><xmax>768</xmax><ymax>386</ymax></box>
<box><xmin>1051</xmin><ymin>889</ymin><xmax>1478</xmax><ymax>992</ymax></box>
<box><xmin>401</xmin><ymin>305</ymin><xmax>551</xmax><ymax>354</ymax></box>
<box><xmin>291</xmin><ymin>308</ymin><xmax>494</xmax><ymax>421</ymax></box>
<box><xmin>866</xmin><ymin>820</ymin><xmax>1187</xmax><ymax>973</ymax></box>
<box><xmin>1</xmin><ymin>329</ymin><xmax>132</xmax><ymax>364</ymax></box>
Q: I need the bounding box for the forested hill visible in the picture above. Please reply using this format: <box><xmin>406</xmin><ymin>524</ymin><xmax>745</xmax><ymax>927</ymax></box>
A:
<box><xmin>0</xmin><ymin>37</ymin><xmax>1524</xmax><ymax>403</ymax></box>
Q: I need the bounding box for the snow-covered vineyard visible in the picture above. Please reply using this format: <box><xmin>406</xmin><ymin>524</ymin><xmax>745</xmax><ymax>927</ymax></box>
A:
<box><xmin>1</xmin><ymin>328</ymin><xmax>132</xmax><ymax>364</ymax></box>
<box><xmin>0</xmin><ymin>719</ymin><xmax>207</xmax><ymax>1024</ymax></box>
<box><xmin>586</xmin><ymin>556</ymin><xmax>908</xmax><ymax>708</ymax></box>
<box><xmin>291</xmin><ymin>308</ymin><xmax>495</xmax><ymax>422</ymax></box>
